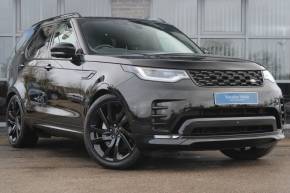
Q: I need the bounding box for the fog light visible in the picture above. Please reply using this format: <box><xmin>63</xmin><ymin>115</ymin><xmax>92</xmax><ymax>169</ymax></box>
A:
<box><xmin>153</xmin><ymin>135</ymin><xmax>180</xmax><ymax>139</ymax></box>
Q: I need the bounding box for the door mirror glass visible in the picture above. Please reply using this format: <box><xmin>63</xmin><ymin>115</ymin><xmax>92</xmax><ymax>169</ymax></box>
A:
<box><xmin>51</xmin><ymin>43</ymin><xmax>76</xmax><ymax>58</ymax></box>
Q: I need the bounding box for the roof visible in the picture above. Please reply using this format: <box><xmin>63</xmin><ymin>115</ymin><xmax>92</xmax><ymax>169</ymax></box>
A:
<box><xmin>32</xmin><ymin>12</ymin><xmax>168</xmax><ymax>27</ymax></box>
<box><xmin>32</xmin><ymin>12</ymin><xmax>81</xmax><ymax>27</ymax></box>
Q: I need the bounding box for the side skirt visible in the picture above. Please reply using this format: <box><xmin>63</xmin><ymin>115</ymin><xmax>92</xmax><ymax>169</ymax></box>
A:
<box><xmin>35</xmin><ymin>124</ymin><xmax>83</xmax><ymax>139</ymax></box>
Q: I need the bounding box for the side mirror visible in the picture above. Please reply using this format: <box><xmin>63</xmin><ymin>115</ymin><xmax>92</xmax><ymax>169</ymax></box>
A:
<box><xmin>51</xmin><ymin>43</ymin><xmax>76</xmax><ymax>58</ymax></box>
<box><xmin>200</xmin><ymin>47</ymin><xmax>211</xmax><ymax>55</ymax></box>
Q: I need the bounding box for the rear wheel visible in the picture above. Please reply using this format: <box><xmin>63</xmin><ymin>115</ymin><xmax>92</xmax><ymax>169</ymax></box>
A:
<box><xmin>6</xmin><ymin>95</ymin><xmax>38</xmax><ymax>148</ymax></box>
<box><xmin>84</xmin><ymin>94</ymin><xmax>140</xmax><ymax>169</ymax></box>
<box><xmin>221</xmin><ymin>143</ymin><xmax>276</xmax><ymax>160</ymax></box>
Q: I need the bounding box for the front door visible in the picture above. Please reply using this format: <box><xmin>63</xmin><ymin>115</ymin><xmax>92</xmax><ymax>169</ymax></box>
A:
<box><xmin>42</xmin><ymin>22</ymin><xmax>84</xmax><ymax>131</ymax></box>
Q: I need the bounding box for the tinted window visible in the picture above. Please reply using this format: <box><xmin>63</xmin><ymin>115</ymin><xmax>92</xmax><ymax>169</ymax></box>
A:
<box><xmin>26</xmin><ymin>24</ymin><xmax>57</xmax><ymax>59</ymax></box>
<box><xmin>15</xmin><ymin>28</ymin><xmax>35</xmax><ymax>53</ymax></box>
<box><xmin>79</xmin><ymin>19</ymin><xmax>202</xmax><ymax>55</ymax></box>
<box><xmin>52</xmin><ymin>22</ymin><xmax>78</xmax><ymax>49</ymax></box>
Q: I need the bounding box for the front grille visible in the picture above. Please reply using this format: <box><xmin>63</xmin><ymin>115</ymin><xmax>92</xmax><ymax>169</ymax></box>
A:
<box><xmin>188</xmin><ymin>70</ymin><xmax>263</xmax><ymax>87</ymax></box>
<box><xmin>199</xmin><ymin>108</ymin><xmax>276</xmax><ymax>118</ymax></box>
<box><xmin>173</xmin><ymin>107</ymin><xmax>282</xmax><ymax>133</ymax></box>
<box><xmin>191</xmin><ymin>125</ymin><xmax>273</xmax><ymax>136</ymax></box>
<box><xmin>200</xmin><ymin>108</ymin><xmax>281</xmax><ymax>129</ymax></box>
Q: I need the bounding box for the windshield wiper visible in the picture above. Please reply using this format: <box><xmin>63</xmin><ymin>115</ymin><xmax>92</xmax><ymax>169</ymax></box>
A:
<box><xmin>149</xmin><ymin>52</ymin><xmax>203</xmax><ymax>58</ymax></box>
<box><xmin>108</xmin><ymin>52</ymin><xmax>159</xmax><ymax>58</ymax></box>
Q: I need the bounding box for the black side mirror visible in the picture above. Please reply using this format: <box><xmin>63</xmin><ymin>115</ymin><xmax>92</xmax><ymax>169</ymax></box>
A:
<box><xmin>51</xmin><ymin>43</ymin><xmax>76</xmax><ymax>58</ymax></box>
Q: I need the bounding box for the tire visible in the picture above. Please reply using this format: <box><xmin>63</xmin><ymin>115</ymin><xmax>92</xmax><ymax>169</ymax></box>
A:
<box><xmin>84</xmin><ymin>94</ymin><xmax>141</xmax><ymax>169</ymax></box>
<box><xmin>6</xmin><ymin>95</ymin><xmax>38</xmax><ymax>148</ymax></box>
<box><xmin>221</xmin><ymin>142</ymin><xmax>276</xmax><ymax>160</ymax></box>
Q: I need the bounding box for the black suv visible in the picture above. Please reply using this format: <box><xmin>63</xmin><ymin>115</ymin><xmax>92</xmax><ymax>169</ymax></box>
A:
<box><xmin>6</xmin><ymin>13</ymin><xmax>285</xmax><ymax>169</ymax></box>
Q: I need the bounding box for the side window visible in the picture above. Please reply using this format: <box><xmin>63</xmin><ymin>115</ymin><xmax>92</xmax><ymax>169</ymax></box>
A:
<box><xmin>52</xmin><ymin>22</ymin><xmax>78</xmax><ymax>49</ymax></box>
<box><xmin>15</xmin><ymin>28</ymin><xmax>35</xmax><ymax>54</ymax></box>
<box><xmin>26</xmin><ymin>25</ymin><xmax>57</xmax><ymax>59</ymax></box>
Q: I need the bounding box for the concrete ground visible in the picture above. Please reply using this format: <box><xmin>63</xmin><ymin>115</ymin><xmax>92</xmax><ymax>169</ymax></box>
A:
<box><xmin>0</xmin><ymin>128</ymin><xmax>290</xmax><ymax>193</ymax></box>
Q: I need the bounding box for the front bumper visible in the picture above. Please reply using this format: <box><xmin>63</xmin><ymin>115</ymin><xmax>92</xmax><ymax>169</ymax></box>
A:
<box><xmin>116</xmin><ymin>76</ymin><xmax>285</xmax><ymax>149</ymax></box>
<box><xmin>178</xmin><ymin>116</ymin><xmax>278</xmax><ymax>135</ymax></box>
<box><xmin>117</xmin><ymin>77</ymin><xmax>284</xmax><ymax>131</ymax></box>
<box><xmin>134</xmin><ymin>130</ymin><xmax>284</xmax><ymax>150</ymax></box>
<box><xmin>133</xmin><ymin>116</ymin><xmax>284</xmax><ymax>150</ymax></box>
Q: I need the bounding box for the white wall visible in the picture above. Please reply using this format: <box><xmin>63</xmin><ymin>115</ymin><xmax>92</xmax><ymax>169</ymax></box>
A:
<box><xmin>151</xmin><ymin>0</ymin><xmax>290</xmax><ymax>81</ymax></box>
<box><xmin>0</xmin><ymin>0</ymin><xmax>290</xmax><ymax>81</ymax></box>
<box><xmin>0</xmin><ymin>0</ymin><xmax>14</xmax><ymax>79</ymax></box>
<box><xmin>0</xmin><ymin>0</ymin><xmax>111</xmax><ymax>79</ymax></box>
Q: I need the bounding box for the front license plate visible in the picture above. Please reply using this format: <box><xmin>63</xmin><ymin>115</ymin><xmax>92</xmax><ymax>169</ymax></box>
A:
<box><xmin>214</xmin><ymin>92</ymin><xmax>258</xmax><ymax>105</ymax></box>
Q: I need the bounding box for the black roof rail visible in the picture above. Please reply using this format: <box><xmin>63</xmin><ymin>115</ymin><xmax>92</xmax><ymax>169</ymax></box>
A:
<box><xmin>145</xmin><ymin>17</ymin><xmax>168</xmax><ymax>24</ymax></box>
<box><xmin>155</xmin><ymin>18</ymin><xmax>167</xmax><ymax>24</ymax></box>
<box><xmin>32</xmin><ymin>12</ymin><xmax>82</xmax><ymax>26</ymax></box>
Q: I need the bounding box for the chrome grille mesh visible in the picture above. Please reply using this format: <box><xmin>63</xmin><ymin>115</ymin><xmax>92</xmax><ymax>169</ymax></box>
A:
<box><xmin>188</xmin><ymin>70</ymin><xmax>263</xmax><ymax>87</ymax></box>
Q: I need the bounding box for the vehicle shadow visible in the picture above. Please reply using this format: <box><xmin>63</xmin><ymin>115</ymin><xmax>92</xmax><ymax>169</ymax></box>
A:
<box><xmin>135</xmin><ymin>150</ymin><xmax>271</xmax><ymax>172</ymax></box>
<box><xmin>35</xmin><ymin>137</ymin><xmax>90</xmax><ymax>158</ymax></box>
<box><xmin>1</xmin><ymin>136</ymin><xmax>273</xmax><ymax>171</ymax></box>
<box><xmin>43</xmin><ymin>138</ymin><xmax>272</xmax><ymax>171</ymax></box>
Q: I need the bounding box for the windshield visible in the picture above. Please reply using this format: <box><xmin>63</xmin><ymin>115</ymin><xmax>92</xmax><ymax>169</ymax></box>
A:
<box><xmin>78</xmin><ymin>19</ymin><xmax>202</xmax><ymax>55</ymax></box>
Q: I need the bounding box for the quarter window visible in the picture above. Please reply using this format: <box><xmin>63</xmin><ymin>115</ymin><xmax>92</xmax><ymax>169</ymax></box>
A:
<box><xmin>15</xmin><ymin>28</ymin><xmax>35</xmax><ymax>53</ymax></box>
<box><xmin>26</xmin><ymin>25</ymin><xmax>57</xmax><ymax>59</ymax></box>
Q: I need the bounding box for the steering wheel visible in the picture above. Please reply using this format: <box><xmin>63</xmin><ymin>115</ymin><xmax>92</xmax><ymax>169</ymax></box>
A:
<box><xmin>93</xmin><ymin>44</ymin><xmax>114</xmax><ymax>50</ymax></box>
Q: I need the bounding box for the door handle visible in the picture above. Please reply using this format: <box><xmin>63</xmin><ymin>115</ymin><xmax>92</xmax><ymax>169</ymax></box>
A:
<box><xmin>81</xmin><ymin>71</ymin><xmax>96</xmax><ymax>80</ymax></box>
<box><xmin>44</xmin><ymin>64</ymin><xmax>53</xmax><ymax>71</ymax></box>
<box><xmin>18</xmin><ymin>64</ymin><xmax>25</xmax><ymax>70</ymax></box>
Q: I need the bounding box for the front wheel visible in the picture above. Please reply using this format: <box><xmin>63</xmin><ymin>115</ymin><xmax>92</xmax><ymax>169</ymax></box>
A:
<box><xmin>84</xmin><ymin>94</ymin><xmax>140</xmax><ymax>169</ymax></box>
<box><xmin>221</xmin><ymin>142</ymin><xmax>276</xmax><ymax>160</ymax></box>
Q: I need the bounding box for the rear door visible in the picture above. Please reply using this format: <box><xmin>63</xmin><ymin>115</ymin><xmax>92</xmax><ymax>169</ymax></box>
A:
<box><xmin>24</xmin><ymin>24</ymin><xmax>58</xmax><ymax>124</ymax></box>
<box><xmin>3</xmin><ymin>28</ymin><xmax>36</xmax><ymax>122</ymax></box>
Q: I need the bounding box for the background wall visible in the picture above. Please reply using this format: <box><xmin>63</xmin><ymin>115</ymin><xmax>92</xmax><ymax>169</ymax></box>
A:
<box><xmin>0</xmin><ymin>0</ymin><xmax>289</xmax><ymax>82</ymax></box>
<box><xmin>0</xmin><ymin>0</ymin><xmax>111</xmax><ymax>80</ymax></box>
<box><xmin>151</xmin><ymin>0</ymin><xmax>290</xmax><ymax>82</ymax></box>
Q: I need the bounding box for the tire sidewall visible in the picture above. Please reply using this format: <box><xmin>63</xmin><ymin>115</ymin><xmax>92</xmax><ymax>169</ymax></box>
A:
<box><xmin>6</xmin><ymin>95</ymin><xmax>25</xmax><ymax>147</ymax></box>
<box><xmin>83</xmin><ymin>94</ymin><xmax>140</xmax><ymax>169</ymax></box>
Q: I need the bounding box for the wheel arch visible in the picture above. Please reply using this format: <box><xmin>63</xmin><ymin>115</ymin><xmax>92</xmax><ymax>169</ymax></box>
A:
<box><xmin>6</xmin><ymin>88</ymin><xmax>21</xmax><ymax>107</ymax></box>
<box><xmin>6</xmin><ymin>87</ymin><xmax>27</xmax><ymax>116</ymax></box>
<box><xmin>88</xmin><ymin>89</ymin><xmax>112</xmax><ymax>107</ymax></box>
<box><xmin>6</xmin><ymin>92</ymin><xmax>16</xmax><ymax>106</ymax></box>
<box><xmin>85</xmin><ymin>87</ymin><xmax>129</xmax><ymax>116</ymax></box>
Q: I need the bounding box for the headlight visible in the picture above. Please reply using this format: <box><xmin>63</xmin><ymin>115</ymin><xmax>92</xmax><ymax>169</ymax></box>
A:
<box><xmin>263</xmin><ymin>70</ymin><xmax>276</xmax><ymax>83</ymax></box>
<box><xmin>123</xmin><ymin>66</ymin><xmax>189</xmax><ymax>82</ymax></box>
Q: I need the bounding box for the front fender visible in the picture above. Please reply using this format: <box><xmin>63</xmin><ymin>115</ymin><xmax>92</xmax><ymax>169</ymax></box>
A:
<box><xmin>82</xmin><ymin>62</ymin><xmax>134</xmax><ymax>115</ymax></box>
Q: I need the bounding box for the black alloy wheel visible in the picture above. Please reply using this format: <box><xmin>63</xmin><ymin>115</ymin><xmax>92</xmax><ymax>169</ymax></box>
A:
<box><xmin>6</xmin><ymin>95</ymin><xmax>38</xmax><ymax>147</ymax></box>
<box><xmin>84</xmin><ymin>94</ymin><xmax>140</xmax><ymax>169</ymax></box>
<box><xmin>7</xmin><ymin>96</ymin><xmax>22</xmax><ymax>144</ymax></box>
